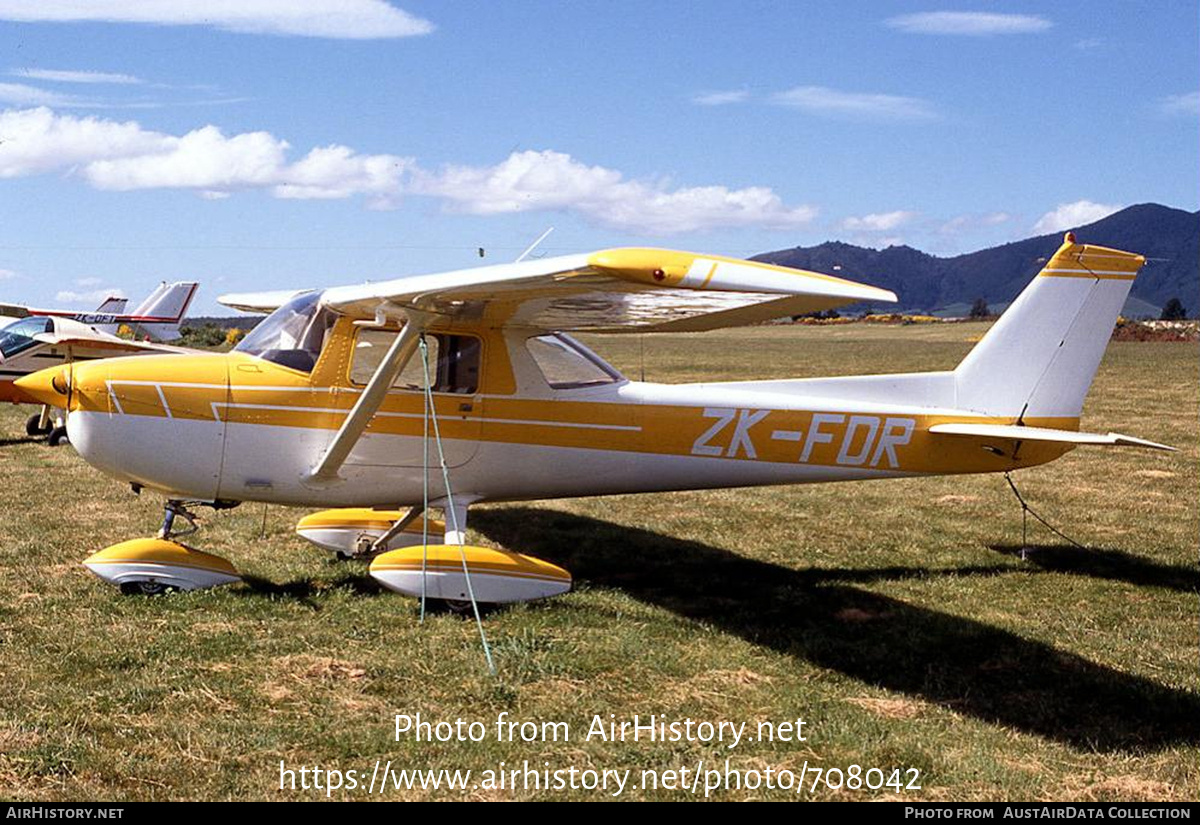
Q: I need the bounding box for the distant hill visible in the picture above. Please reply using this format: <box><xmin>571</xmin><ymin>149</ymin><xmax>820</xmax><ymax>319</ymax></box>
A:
<box><xmin>182</xmin><ymin>316</ymin><xmax>256</xmax><ymax>331</ymax></box>
<box><xmin>753</xmin><ymin>203</ymin><xmax>1199</xmax><ymax>317</ymax></box>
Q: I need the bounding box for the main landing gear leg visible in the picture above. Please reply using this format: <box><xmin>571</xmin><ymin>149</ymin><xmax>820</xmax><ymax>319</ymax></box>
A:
<box><xmin>363</xmin><ymin>506</ymin><xmax>425</xmax><ymax>557</ymax></box>
<box><xmin>158</xmin><ymin>500</ymin><xmax>200</xmax><ymax>540</ymax></box>
<box><xmin>82</xmin><ymin>499</ymin><xmax>241</xmax><ymax>595</ymax></box>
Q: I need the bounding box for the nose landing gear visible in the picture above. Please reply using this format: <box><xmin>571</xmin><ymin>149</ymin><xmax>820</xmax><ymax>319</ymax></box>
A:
<box><xmin>26</xmin><ymin>405</ymin><xmax>69</xmax><ymax>446</ymax></box>
<box><xmin>82</xmin><ymin>500</ymin><xmax>241</xmax><ymax>595</ymax></box>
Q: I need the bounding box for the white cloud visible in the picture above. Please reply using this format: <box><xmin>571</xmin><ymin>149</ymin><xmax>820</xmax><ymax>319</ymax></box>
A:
<box><xmin>692</xmin><ymin>90</ymin><xmax>749</xmax><ymax>106</ymax></box>
<box><xmin>0</xmin><ymin>82</ymin><xmax>88</xmax><ymax>107</ymax></box>
<box><xmin>0</xmin><ymin>108</ymin><xmax>408</xmax><ymax>202</ymax></box>
<box><xmin>1033</xmin><ymin>200</ymin><xmax>1122</xmax><ymax>234</ymax></box>
<box><xmin>840</xmin><ymin>210</ymin><xmax>917</xmax><ymax>232</ymax></box>
<box><xmin>271</xmin><ymin>144</ymin><xmax>412</xmax><ymax>205</ymax></box>
<box><xmin>0</xmin><ymin>107</ymin><xmax>170</xmax><ymax>177</ymax></box>
<box><xmin>0</xmin><ymin>109</ymin><xmax>815</xmax><ymax>233</ymax></box>
<box><xmin>1161</xmin><ymin>91</ymin><xmax>1200</xmax><ymax>117</ymax></box>
<box><xmin>771</xmin><ymin>86</ymin><xmax>936</xmax><ymax>120</ymax></box>
<box><xmin>0</xmin><ymin>267</ymin><xmax>19</xmax><ymax>280</ymax></box>
<box><xmin>84</xmin><ymin>125</ymin><xmax>290</xmax><ymax>190</ymax></box>
<box><xmin>11</xmin><ymin>68</ymin><xmax>143</xmax><ymax>85</ymax></box>
<box><xmin>885</xmin><ymin>12</ymin><xmax>1052</xmax><ymax>36</ymax></box>
<box><xmin>0</xmin><ymin>1</ymin><xmax>433</xmax><ymax>39</ymax></box>
<box><xmin>412</xmin><ymin>149</ymin><xmax>817</xmax><ymax>234</ymax></box>
<box><xmin>56</xmin><ymin>287</ymin><xmax>127</xmax><ymax>303</ymax></box>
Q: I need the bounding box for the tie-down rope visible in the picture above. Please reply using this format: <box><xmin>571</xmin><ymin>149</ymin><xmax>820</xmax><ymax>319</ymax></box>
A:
<box><xmin>416</xmin><ymin>334</ymin><xmax>496</xmax><ymax>674</ymax></box>
<box><xmin>1003</xmin><ymin>471</ymin><xmax>1086</xmax><ymax>559</ymax></box>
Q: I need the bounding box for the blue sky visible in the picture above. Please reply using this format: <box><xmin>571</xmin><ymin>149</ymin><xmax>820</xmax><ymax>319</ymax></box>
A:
<box><xmin>0</xmin><ymin>1</ymin><xmax>1196</xmax><ymax>314</ymax></box>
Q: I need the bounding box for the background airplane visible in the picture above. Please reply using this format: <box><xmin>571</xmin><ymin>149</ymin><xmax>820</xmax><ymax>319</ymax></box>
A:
<box><xmin>0</xmin><ymin>295</ymin><xmax>127</xmax><ymax>334</ymax></box>
<box><xmin>0</xmin><ymin>281</ymin><xmax>197</xmax><ymax>340</ymax></box>
<box><xmin>1</xmin><ymin>282</ymin><xmax>197</xmax><ymax>443</ymax></box>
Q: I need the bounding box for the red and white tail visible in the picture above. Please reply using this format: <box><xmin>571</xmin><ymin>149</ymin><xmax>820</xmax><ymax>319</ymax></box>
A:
<box><xmin>127</xmin><ymin>281</ymin><xmax>198</xmax><ymax>341</ymax></box>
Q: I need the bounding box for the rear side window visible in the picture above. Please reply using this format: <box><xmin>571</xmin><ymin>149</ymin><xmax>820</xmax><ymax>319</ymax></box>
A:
<box><xmin>526</xmin><ymin>334</ymin><xmax>620</xmax><ymax>389</ymax></box>
<box><xmin>352</xmin><ymin>329</ymin><xmax>481</xmax><ymax>394</ymax></box>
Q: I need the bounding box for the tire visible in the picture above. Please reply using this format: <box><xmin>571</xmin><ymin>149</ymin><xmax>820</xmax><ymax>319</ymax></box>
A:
<box><xmin>47</xmin><ymin>426</ymin><xmax>69</xmax><ymax>447</ymax></box>
<box><xmin>25</xmin><ymin>413</ymin><xmax>52</xmax><ymax>437</ymax></box>
<box><xmin>436</xmin><ymin>598</ymin><xmax>495</xmax><ymax>618</ymax></box>
<box><xmin>119</xmin><ymin>581</ymin><xmax>172</xmax><ymax>596</ymax></box>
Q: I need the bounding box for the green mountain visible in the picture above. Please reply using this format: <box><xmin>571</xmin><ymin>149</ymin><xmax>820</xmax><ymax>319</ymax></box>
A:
<box><xmin>753</xmin><ymin>203</ymin><xmax>1199</xmax><ymax>317</ymax></box>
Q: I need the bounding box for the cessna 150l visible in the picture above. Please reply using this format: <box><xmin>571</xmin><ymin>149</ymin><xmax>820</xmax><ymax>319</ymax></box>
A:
<box><xmin>2</xmin><ymin>281</ymin><xmax>197</xmax><ymax>443</ymax></box>
<box><xmin>15</xmin><ymin>234</ymin><xmax>1171</xmax><ymax>606</ymax></box>
<box><xmin>0</xmin><ymin>294</ymin><xmax>128</xmax><ymax>335</ymax></box>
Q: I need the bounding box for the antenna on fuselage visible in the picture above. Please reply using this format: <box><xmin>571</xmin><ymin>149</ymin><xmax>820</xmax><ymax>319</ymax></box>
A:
<box><xmin>514</xmin><ymin>227</ymin><xmax>555</xmax><ymax>263</ymax></box>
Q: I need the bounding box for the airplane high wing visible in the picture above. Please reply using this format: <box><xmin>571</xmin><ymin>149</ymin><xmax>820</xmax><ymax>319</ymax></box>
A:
<box><xmin>221</xmin><ymin>248</ymin><xmax>897</xmax><ymax>482</ymax></box>
<box><xmin>216</xmin><ymin>289</ymin><xmax>313</xmax><ymax>315</ymax></box>
<box><xmin>221</xmin><ymin>248</ymin><xmax>897</xmax><ymax>332</ymax></box>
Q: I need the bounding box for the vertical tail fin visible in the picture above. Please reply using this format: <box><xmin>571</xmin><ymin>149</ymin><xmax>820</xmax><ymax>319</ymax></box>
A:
<box><xmin>954</xmin><ymin>233</ymin><xmax>1143</xmax><ymax>421</ymax></box>
<box><xmin>128</xmin><ymin>281</ymin><xmax>198</xmax><ymax>341</ymax></box>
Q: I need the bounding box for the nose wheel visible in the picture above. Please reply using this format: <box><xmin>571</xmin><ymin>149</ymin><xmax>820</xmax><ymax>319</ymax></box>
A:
<box><xmin>25</xmin><ymin>409</ymin><xmax>52</xmax><ymax>437</ymax></box>
<box><xmin>26</xmin><ymin>405</ymin><xmax>68</xmax><ymax>445</ymax></box>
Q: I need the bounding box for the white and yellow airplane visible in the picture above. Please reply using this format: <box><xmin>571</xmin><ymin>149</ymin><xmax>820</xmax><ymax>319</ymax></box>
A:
<box><xmin>15</xmin><ymin>234</ymin><xmax>1171</xmax><ymax>604</ymax></box>
<box><xmin>2</xmin><ymin>281</ymin><xmax>198</xmax><ymax>442</ymax></box>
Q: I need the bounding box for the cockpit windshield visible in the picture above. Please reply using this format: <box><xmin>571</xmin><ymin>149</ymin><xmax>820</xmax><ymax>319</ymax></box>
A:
<box><xmin>0</xmin><ymin>317</ymin><xmax>52</xmax><ymax>360</ymax></box>
<box><xmin>234</xmin><ymin>291</ymin><xmax>336</xmax><ymax>373</ymax></box>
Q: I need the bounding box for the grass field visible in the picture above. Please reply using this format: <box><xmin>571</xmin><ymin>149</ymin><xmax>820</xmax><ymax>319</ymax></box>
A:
<box><xmin>1</xmin><ymin>322</ymin><xmax>1196</xmax><ymax>801</ymax></box>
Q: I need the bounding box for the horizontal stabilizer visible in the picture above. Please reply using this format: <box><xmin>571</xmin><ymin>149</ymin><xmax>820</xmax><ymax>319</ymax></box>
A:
<box><xmin>929</xmin><ymin>423</ymin><xmax>1175</xmax><ymax>451</ymax></box>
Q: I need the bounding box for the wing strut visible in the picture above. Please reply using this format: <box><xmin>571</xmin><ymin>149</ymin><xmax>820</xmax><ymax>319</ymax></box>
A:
<box><xmin>306</xmin><ymin>308</ymin><xmax>432</xmax><ymax>484</ymax></box>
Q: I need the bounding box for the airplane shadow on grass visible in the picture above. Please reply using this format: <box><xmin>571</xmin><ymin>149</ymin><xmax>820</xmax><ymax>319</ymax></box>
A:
<box><xmin>237</xmin><ymin>573</ymin><xmax>385</xmax><ymax>607</ymax></box>
<box><xmin>0</xmin><ymin>435</ymin><xmax>46</xmax><ymax>447</ymax></box>
<box><xmin>991</xmin><ymin>544</ymin><xmax>1200</xmax><ymax>594</ymax></box>
<box><xmin>473</xmin><ymin>507</ymin><xmax>1200</xmax><ymax>754</ymax></box>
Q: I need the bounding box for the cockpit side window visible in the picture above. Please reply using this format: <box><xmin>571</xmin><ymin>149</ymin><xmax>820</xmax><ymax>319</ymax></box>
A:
<box><xmin>234</xmin><ymin>291</ymin><xmax>336</xmax><ymax>373</ymax></box>
<box><xmin>351</xmin><ymin>328</ymin><xmax>481</xmax><ymax>394</ymax></box>
<box><xmin>526</xmin><ymin>333</ymin><xmax>621</xmax><ymax>389</ymax></box>
<box><xmin>0</xmin><ymin>317</ymin><xmax>52</xmax><ymax>360</ymax></box>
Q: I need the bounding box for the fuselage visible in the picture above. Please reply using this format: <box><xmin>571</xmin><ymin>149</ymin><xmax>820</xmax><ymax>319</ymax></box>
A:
<box><xmin>42</xmin><ymin>312</ymin><xmax>1073</xmax><ymax>508</ymax></box>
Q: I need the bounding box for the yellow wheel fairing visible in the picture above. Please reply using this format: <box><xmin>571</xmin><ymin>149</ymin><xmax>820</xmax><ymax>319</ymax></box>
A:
<box><xmin>369</xmin><ymin>545</ymin><xmax>572</xmax><ymax>603</ymax></box>
<box><xmin>296</xmin><ymin>508</ymin><xmax>444</xmax><ymax>534</ymax></box>
<box><xmin>295</xmin><ymin>508</ymin><xmax>448</xmax><ymax>556</ymax></box>
<box><xmin>83</xmin><ymin>538</ymin><xmax>241</xmax><ymax>591</ymax></box>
